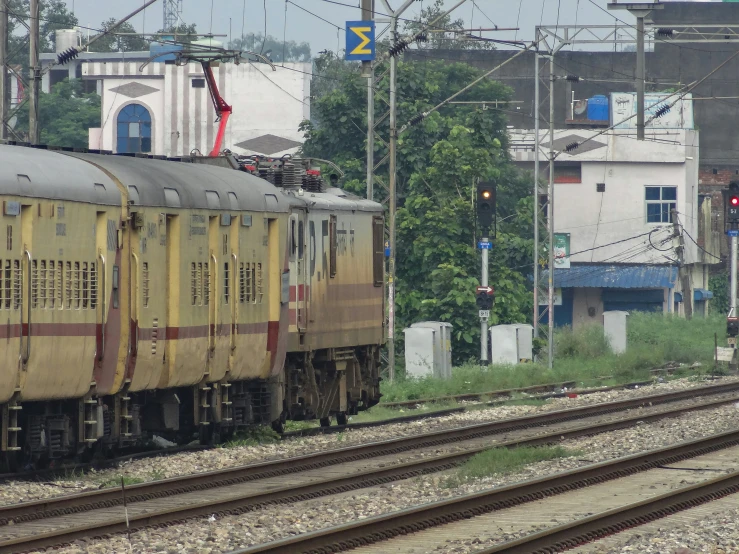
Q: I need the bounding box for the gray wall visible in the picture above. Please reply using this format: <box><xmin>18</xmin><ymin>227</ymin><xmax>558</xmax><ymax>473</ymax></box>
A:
<box><xmin>406</xmin><ymin>3</ymin><xmax>739</xmax><ymax>169</ymax></box>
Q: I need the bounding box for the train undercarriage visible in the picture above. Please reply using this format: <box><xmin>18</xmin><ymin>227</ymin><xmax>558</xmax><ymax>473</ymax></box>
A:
<box><xmin>0</xmin><ymin>345</ymin><xmax>382</xmax><ymax>471</ymax></box>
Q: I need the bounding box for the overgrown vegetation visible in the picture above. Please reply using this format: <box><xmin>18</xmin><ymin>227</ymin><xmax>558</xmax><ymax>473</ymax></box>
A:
<box><xmin>445</xmin><ymin>445</ymin><xmax>580</xmax><ymax>488</ymax></box>
<box><xmin>223</xmin><ymin>426</ymin><xmax>281</xmax><ymax>448</ymax></box>
<box><xmin>382</xmin><ymin>313</ymin><xmax>723</xmax><ymax>402</ymax></box>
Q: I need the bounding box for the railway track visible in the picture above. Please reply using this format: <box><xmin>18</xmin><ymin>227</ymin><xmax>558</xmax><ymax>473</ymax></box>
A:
<box><xmin>234</xmin><ymin>429</ymin><xmax>739</xmax><ymax>554</ymax></box>
<box><xmin>0</xmin><ymin>380</ymin><xmax>737</xmax><ymax>553</ymax></box>
<box><xmin>283</xmin><ymin>379</ymin><xmax>656</xmax><ymax>439</ymax></box>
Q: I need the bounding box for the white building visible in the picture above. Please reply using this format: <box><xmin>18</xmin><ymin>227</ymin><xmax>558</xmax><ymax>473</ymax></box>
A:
<box><xmin>509</xmin><ymin>127</ymin><xmax>721</xmax><ymax>328</ymax></box>
<box><xmin>40</xmin><ymin>48</ymin><xmax>311</xmax><ymax>158</ymax></box>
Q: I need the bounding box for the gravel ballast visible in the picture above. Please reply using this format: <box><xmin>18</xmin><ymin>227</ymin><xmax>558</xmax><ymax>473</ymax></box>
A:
<box><xmin>2</xmin><ymin>375</ymin><xmax>734</xmax><ymax>508</ymax></box>
<box><xmin>30</xmin><ymin>384</ymin><xmax>739</xmax><ymax>554</ymax></box>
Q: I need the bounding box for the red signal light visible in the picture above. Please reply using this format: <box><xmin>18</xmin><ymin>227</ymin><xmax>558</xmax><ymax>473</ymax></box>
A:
<box><xmin>731</xmin><ymin>196</ymin><xmax>739</xmax><ymax>206</ymax></box>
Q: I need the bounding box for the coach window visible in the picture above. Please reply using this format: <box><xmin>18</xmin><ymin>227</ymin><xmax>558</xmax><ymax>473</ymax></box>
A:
<box><xmin>116</xmin><ymin>104</ymin><xmax>152</xmax><ymax>154</ymax></box>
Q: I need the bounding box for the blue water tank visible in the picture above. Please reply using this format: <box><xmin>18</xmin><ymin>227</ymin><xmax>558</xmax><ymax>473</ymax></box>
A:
<box><xmin>149</xmin><ymin>40</ymin><xmax>182</xmax><ymax>62</ymax></box>
<box><xmin>587</xmin><ymin>95</ymin><xmax>609</xmax><ymax>121</ymax></box>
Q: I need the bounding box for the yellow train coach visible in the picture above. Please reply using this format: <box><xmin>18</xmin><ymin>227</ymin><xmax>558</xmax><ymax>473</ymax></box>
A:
<box><xmin>0</xmin><ymin>144</ymin><xmax>383</xmax><ymax>466</ymax></box>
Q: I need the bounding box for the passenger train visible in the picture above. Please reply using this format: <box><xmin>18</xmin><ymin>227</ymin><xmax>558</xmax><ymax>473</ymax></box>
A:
<box><xmin>0</xmin><ymin>143</ymin><xmax>384</xmax><ymax>467</ymax></box>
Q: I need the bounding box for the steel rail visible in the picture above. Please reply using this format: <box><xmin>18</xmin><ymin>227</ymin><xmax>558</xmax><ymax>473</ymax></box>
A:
<box><xmin>1</xmin><ymin>380</ymin><xmax>736</xmax><ymax>529</ymax></box>
<box><xmin>477</xmin><ymin>468</ymin><xmax>739</xmax><ymax>553</ymax></box>
<box><xmin>231</xmin><ymin>428</ymin><xmax>739</xmax><ymax>554</ymax></box>
<box><xmin>2</xmin><ymin>389</ymin><xmax>739</xmax><ymax>552</ymax></box>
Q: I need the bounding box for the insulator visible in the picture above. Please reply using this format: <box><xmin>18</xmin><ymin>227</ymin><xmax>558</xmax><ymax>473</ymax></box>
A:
<box><xmin>565</xmin><ymin>75</ymin><xmax>581</xmax><ymax>82</ymax></box>
<box><xmin>389</xmin><ymin>39</ymin><xmax>410</xmax><ymax>57</ymax></box>
<box><xmin>655</xmin><ymin>104</ymin><xmax>671</xmax><ymax>118</ymax></box>
<box><xmin>416</xmin><ymin>33</ymin><xmax>428</xmax><ymax>43</ymax></box>
<box><xmin>657</xmin><ymin>28</ymin><xmax>674</xmax><ymax>37</ymax></box>
<box><xmin>409</xmin><ymin>113</ymin><xmax>425</xmax><ymax>126</ymax></box>
<box><xmin>57</xmin><ymin>47</ymin><xmax>80</xmax><ymax>65</ymax></box>
<box><xmin>565</xmin><ymin>142</ymin><xmax>579</xmax><ymax>152</ymax></box>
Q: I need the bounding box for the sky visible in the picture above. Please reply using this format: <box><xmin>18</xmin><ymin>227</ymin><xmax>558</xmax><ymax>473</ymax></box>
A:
<box><xmin>57</xmin><ymin>0</ymin><xmax>698</xmax><ymax>56</ymax></box>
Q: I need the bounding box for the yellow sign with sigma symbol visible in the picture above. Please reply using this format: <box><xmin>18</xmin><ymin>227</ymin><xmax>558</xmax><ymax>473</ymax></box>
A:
<box><xmin>346</xmin><ymin>21</ymin><xmax>376</xmax><ymax>61</ymax></box>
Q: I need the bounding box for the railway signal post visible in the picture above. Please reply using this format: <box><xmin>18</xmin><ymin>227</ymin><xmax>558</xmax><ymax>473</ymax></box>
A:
<box><xmin>726</xmin><ymin>183</ymin><xmax>739</xmax><ymax>366</ymax></box>
<box><xmin>477</xmin><ymin>182</ymin><xmax>496</xmax><ymax>365</ymax></box>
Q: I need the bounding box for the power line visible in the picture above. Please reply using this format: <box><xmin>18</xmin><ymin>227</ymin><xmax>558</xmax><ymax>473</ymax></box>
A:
<box><xmin>287</xmin><ymin>0</ymin><xmax>344</xmax><ymax>31</ymax></box>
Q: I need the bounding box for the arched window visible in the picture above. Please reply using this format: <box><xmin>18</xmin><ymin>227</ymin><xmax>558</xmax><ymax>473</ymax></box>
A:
<box><xmin>117</xmin><ymin>104</ymin><xmax>152</xmax><ymax>154</ymax></box>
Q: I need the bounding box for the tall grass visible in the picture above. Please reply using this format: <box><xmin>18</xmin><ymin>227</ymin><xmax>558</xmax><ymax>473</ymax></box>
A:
<box><xmin>381</xmin><ymin>312</ymin><xmax>724</xmax><ymax>402</ymax></box>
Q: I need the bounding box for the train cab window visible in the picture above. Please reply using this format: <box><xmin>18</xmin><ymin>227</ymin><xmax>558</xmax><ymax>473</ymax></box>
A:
<box><xmin>298</xmin><ymin>221</ymin><xmax>304</xmax><ymax>259</ymax></box>
<box><xmin>290</xmin><ymin>219</ymin><xmax>297</xmax><ymax>259</ymax></box>
<box><xmin>329</xmin><ymin>215</ymin><xmax>337</xmax><ymax>278</ymax></box>
<box><xmin>373</xmin><ymin>217</ymin><xmax>384</xmax><ymax>287</ymax></box>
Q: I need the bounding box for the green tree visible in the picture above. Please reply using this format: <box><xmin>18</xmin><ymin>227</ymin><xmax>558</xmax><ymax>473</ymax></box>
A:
<box><xmin>302</xmin><ymin>59</ymin><xmax>533</xmax><ymax>362</ymax></box>
<box><xmin>88</xmin><ymin>19</ymin><xmax>149</xmax><ymax>53</ymax></box>
<box><xmin>6</xmin><ymin>0</ymin><xmax>78</xmax><ymax>70</ymax></box>
<box><xmin>14</xmin><ymin>78</ymin><xmax>101</xmax><ymax>147</ymax></box>
<box><xmin>230</xmin><ymin>33</ymin><xmax>311</xmax><ymax>63</ymax></box>
<box><xmin>403</xmin><ymin>0</ymin><xmax>495</xmax><ymax>51</ymax></box>
<box><xmin>157</xmin><ymin>23</ymin><xmax>199</xmax><ymax>45</ymax></box>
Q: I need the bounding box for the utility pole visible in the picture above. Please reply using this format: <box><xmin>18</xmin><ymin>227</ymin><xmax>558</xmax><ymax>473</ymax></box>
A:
<box><xmin>671</xmin><ymin>209</ymin><xmax>692</xmax><ymax>320</ymax></box>
<box><xmin>363</xmin><ymin>0</ymin><xmax>374</xmax><ymax>201</ymax></box>
<box><xmin>608</xmin><ymin>3</ymin><xmax>663</xmax><ymax>141</ymax></box>
<box><xmin>381</xmin><ymin>0</ymin><xmax>413</xmax><ymax>383</ymax></box>
<box><xmin>0</xmin><ymin>0</ymin><xmax>7</xmax><ymax>140</ymax></box>
<box><xmin>547</xmin><ymin>54</ymin><xmax>555</xmax><ymax>369</ymax></box>
<box><xmin>533</xmin><ymin>52</ymin><xmax>540</xmax><ymax>340</ymax></box>
<box><xmin>28</xmin><ymin>0</ymin><xmax>39</xmax><ymax>145</ymax></box>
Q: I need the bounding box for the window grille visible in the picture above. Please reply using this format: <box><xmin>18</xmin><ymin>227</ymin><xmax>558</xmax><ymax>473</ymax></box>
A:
<box><xmin>90</xmin><ymin>261</ymin><xmax>97</xmax><ymax>309</ymax></box>
<box><xmin>224</xmin><ymin>262</ymin><xmax>230</xmax><ymax>304</ymax></box>
<box><xmin>82</xmin><ymin>262</ymin><xmax>89</xmax><ymax>309</ymax></box>
<box><xmin>73</xmin><ymin>262</ymin><xmax>81</xmax><ymax>309</ymax></box>
<box><xmin>203</xmin><ymin>262</ymin><xmax>210</xmax><ymax>305</ymax></box>
<box><xmin>31</xmin><ymin>260</ymin><xmax>38</xmax><ymax>309</ymax></box>
<box><xmin>12</xmin><ymin>260</ymin><xmax>20</xmax><ymax>310</ymax></box>
<box><xmin>257</xmin><ymin>263</ymin><xmax>263</xmax><ymax>304</ymax></box>
<box><xmin>65</xmin><ymin>262</ymin><xmax>72</xmax><ymax>309</ymax></box>
<box><xmin>48</xmin><ymin>261</ymin><xmax>55</xmax><ymax>309</ymax></box>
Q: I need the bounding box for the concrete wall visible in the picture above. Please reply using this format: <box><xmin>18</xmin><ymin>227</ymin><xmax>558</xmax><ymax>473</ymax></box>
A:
<box><xmin>572</xmin><ymin>288</ymin><xmax>603</xmax><ymax>330</ymax></box>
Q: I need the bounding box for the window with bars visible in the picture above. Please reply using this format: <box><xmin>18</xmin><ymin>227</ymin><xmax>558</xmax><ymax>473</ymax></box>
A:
<box><xmin>56</xmin><ymin>261</ymin><xmax>63</xmax><ymax>309</ymax></box>
<box><xmin>197</xmin><ymin>262</ymin><xmax>203</xmax><ymax>306</ymax></box>
<box><xmin>191</xmin><ymin>263</ymin><xmax>198</xmax><ymax>305</ymax></box>
<box><xmin>224</xmin><ymin>262</ymin><xmax>230</xmax><ymax>304</ymax></box>
<box><xmin>40</xmin><ymin>260</ymin><xmax>48</xmax><ymax>309</ymax></box>
<box><xmin>1</xmin><ymin>260</ymin><xmax>9</xmax><ymax>309</ymax></box>
<box><xmin>82</xmin><ymin>262</ymin><xmax>89</xmax><ymax>309</ymax></box>
<box><xmin>12</xmin><ymin>260</ymin><xmax>20</xmax><ymax>310</ymax></box>
<box><xmin>203</xmin><ymin>262</ymin><xmax>210</xmax><ymax>306</ymax></box>
<box><xmin>142</xmin><ymin>262</ymin><xmax>150</xmax><ymax>308</ymax></box>
<box><xmin>65</xmin><ymin>262</ymin><xmax>72</xmax><ymax>309</ymax></box>
<box><xmin>31</xmin><ymin>260</ymin><xmax>38</xmax><ymax>309</ymax></box>
<box><xmin>90</xmin><ymin>262</ymin><xmax>97</xmax><ymax>309</ymax></box>
<box><xmin>239</xmin><ymin>262</ymin><xmax>246</xmax><ymax>303</ymax></box>
<box><xmin>48</xmin><ymin>261</ymin><xmax>55</xmax><ymax>309</ymax></box>
<box><xmin>73</xmin><ymin>262</ymin><xmax>81</xmax><ymax>309</ymax></box>
<box><xmin>257</xmin><ymin>263</ymin><xmax>263</xmax><ymax>304</ymax></box>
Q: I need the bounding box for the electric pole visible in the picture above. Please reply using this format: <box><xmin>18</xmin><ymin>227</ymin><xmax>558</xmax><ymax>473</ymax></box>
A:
<box><xmin>381</xmin><ymin>0</ymin><xmax>413</xmax><ymax>383</ymax></box>
<box><xmin>671</xmin><ymin>209</ymin><xmax>692</xmax><ymax>320</ymax></box>
<box><xmin>0</xmin><ymin>0</ymin><xmax>7</xmax><ymax>140</ymax></box>
<box><xmin>547</xmin><ymin>54</ymin><xmax>555</xmax><ymax>369</ymax></box>
<box><xmin>363</xmin><ymin>0</ymin><xmax>374</xmax><ymax>201</ymax></box>
<box><xmin>29</xmin><ymin>0</ymin><xmax>39</xmax><ymax>145</ymax></box>
<box><xmin>608</xmin><ymin>2</ymin><xmax>663</xmax><ymax>141</ymax></box>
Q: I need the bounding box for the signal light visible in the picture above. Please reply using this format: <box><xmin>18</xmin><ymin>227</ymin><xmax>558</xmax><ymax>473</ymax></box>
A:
<box><xmin>729</xmin><ymin>182</ymin><xmax>739</xmax><ymax>224</ymax></box>
<box><xmin>477</xmin><ymin>181</ymin><xmax>496</xmax><ymax>232</ymax></box>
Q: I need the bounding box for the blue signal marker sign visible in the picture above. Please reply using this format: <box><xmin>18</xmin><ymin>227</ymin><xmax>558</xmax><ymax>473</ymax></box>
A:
<box><xmin>346</xmin><ymin>21</ymin><xmax>376</xmax><ymax>61</ymax></box>
<box><xmin>478</xmin><ymin>241</ymin><xmax>492</xmax><ymax>250</ymax></box>
<box><xmin>728</xmin><ymin>230</ymin><xmax>739</xmax><ymax>237</ymax></box>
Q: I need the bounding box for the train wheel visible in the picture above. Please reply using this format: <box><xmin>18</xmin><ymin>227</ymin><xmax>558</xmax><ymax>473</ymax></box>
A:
<box><xmin>319</xmin><ymin>417</ymin><xmax>331</xmax><ymax>428</ymax></box>
<box><xmin>336</xmin><ymin>412</ymin><xmax>348</xmax><ymax>426</ymax></box>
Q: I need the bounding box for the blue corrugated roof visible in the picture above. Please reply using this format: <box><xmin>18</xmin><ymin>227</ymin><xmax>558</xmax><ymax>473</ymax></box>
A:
<box><xmin>544</xmin><ymin>264</ymin><xmax>678</xmax><ymax>289</ymax></box>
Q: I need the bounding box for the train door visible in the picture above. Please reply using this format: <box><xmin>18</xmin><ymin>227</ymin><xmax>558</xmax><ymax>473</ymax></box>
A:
<box><xmin>0</xmin><ymin>210</ymin><xmax>21</xmax><ymax>405</ymax></box>
<box><xmin>206</xmin><ymin>215</ymin><xmax>229</xmax><ymax>380</ymax></box>
<box><xmin>289</xmin><ymin>211</ymin><xmax>308</xmax><ymax>334</ymax></box>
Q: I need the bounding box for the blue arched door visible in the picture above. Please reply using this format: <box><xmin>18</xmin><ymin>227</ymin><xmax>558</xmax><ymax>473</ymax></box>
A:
<box><xmin>117</xmin><ymin>104</ymin><xmax>152</xmax><ymax>154</ymax></box>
